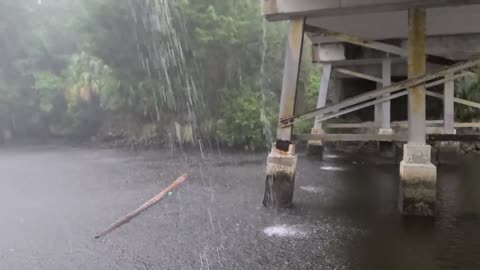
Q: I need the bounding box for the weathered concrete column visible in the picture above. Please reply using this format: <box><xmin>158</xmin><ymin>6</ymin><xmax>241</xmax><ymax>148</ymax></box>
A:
<box><xmin>378</xmin><ymin>58</ymin><xmax>393</xmax><ymax>135</ymax></box>
<box><xmin>264</xmin><ymin>145</ymin><xmax>297</xmax><ymax>208</ymax></box>
<box><xmin>444</xmin><ymin>73</ymin><xmax>456</xmax><ymax>134</ymax></box>
<box><xmin>307</xmin><ymin>64</ymin><xmax>331</xmax><ymax>157</ymax></box>
<box><xmin>438</xmin><ymin>72</ymin><xmax>460</xmax><ymax>163</ymax></box>
<box><xmin>399</xmin><ymin>8</ymin><xmax>437</xmax><ymax>216</ymax></box>
<box><xmin>264</xmin><ymin>18</ymin><xmax>304</xmax><ymax>208</ymax></box>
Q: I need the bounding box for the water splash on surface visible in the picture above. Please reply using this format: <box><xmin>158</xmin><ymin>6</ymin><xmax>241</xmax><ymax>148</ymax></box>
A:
<box><xmin>300</xmin><ymin>186</ymin><xmax>323</xmax><ymax>193</ymax></box>
<box><xmin>198</xmin><ymin>139</ymin><xmax>205</xmax><ymax>160</ymax></box>
<box><xmin>263</xmin><ymin>225</ymin><xmax>308</xmax><ymax>238</ymax></box>
<box><xmin>168</xmin><ymin>132</ymin><xmax>175</xmax><ymax>156</ymax></box>
<box><xmin>324</xmin><ymin>154</ymin><xmax>343</xmax><ymax>159</ymax></box>
<box><xmin>320</xmin><ymin>165</ymin><xmax>347</xmax><ymax>171</ymax></box>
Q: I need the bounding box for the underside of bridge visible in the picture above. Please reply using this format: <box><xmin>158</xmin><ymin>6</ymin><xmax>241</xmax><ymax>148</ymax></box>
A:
<box><xmin>262</xmin><ymin>0</ymin><xmax>480</xmax><ymax>216</ymax></box>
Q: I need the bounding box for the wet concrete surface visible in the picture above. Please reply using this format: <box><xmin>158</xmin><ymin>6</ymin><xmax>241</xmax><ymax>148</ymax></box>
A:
<box><xmin>1</xmin><ymin>145</ymin><xmax>480</xmax><ymax>269</ymax></box>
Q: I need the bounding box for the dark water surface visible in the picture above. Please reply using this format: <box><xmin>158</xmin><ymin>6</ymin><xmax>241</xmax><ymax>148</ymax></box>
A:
<box><xmin>1</xmin><ymin>145</ymin><xmax>479</xmax><ymax>270</ymax></box>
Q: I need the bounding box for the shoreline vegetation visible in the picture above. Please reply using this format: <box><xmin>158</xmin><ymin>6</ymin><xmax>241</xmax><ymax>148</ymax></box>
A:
<box><xmin>1</xmin><ymin>1</ymin><xmax>479</xmax><ymax>152</ymax></box>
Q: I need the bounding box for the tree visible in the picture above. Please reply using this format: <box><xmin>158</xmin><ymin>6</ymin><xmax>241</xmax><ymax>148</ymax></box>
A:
<box><xmin>0</xmin><ymin>0</ymin><xmax>320</xmax><ymax>149</ymax></box>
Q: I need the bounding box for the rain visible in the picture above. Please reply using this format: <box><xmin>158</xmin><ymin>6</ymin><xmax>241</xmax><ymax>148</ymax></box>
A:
<box><xmin>2</xmin><ymin>1</ymin><xmax>480</xmax><ymax>270</ymax></box>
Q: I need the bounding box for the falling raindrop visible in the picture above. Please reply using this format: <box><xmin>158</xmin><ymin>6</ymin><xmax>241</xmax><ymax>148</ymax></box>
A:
<box><xmin>168</xmin><ymin>132</ymin><xmax>175</xmax><ymax>156</ymax></box>
<box><xmin>198</xmin><ymin>138</ymin><xmax>205</xmax><ymax>160</ymax></box>
<box><xmin>259</xmin><ymin>18</ymin><xmax>274</xmax><ymax>148</ymax></box>
<box><xmin>127</xmin><ymin>0</ymin><xmax>201</xmax><ymax>139</ymax></box>
<box><xmin>215</xmin><ymin>138</ymin><xmax>222</xmax><ymax>159</ymax></box>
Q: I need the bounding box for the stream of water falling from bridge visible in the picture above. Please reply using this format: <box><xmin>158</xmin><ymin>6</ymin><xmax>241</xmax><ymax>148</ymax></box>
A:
<box><xmin>259</xmin><ymin>18</ymin><xmax>274</xmax><ymax>149</ymax></box>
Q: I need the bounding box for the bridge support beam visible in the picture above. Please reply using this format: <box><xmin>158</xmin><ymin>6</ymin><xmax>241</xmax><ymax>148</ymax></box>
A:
<box><xmin>307</xmin><ymin>64</ymin><xmax>331</xmax><ymax>158</ymax></box>
<box><xmin>377</xmin><ymin>58</ymin><xmax>394</xmax><ymax>135</ymax></box>
<box><xmin>438</xmin><ymin>72</ymin><xmax>460</xmax><ymax>163</ymax></box>
<box><xmin>400</xmin><ymin>8</ymin><xmax>437</xmax><ymax>216</ymax></box>
<box><xmin>264</xmin><ymin>18</ymin><xmax>304</xmax><ymax>208</ymax></box>
<box><xmin>444</xmin><ymin>73</ymin><xmax>456</xmax><ymax>134</ymax></box>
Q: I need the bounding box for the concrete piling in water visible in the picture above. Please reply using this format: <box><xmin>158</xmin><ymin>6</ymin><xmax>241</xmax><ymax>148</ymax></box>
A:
<box><xmin>399</xmin><ymin>8</ymin><xmax>437</xmax><ymax>216</ymax></box>
<box><xmin>263</xmin><ymin>18</ymin><xmax>304</xmax><ymax>209</ymax></box>
<box><xmin>263</xmin><ymin>145</ymin><xmax>297</xmax><ymax>208</ymax></box>
<box><xmin>399</xmin><ymin>144</ymin><xmax>437</xmax><ymax>216</ymax></box>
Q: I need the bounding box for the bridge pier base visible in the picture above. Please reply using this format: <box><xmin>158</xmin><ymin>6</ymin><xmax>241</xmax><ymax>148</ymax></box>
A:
<box><xmin>306</xmin><ymin>140</ymin><xmax>324</xmax><ymax>157</ymax></box>
<box><xmin>263</xmin><ymin>145</ymin><xmax>297</xmax><ymax>208</ymax></box>
<box><xmin>400</xmin><ymin>144</ymin><xmax>437</xmax><ymax>216</ymax></box>
<box><xmin>307</xmin><ymin>128</ymin><xmax>324</xmax><ymax>157</ymax></box>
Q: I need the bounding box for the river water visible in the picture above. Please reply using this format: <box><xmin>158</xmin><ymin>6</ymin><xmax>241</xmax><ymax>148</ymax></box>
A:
<box><xmin>0</xmin><ymin>145</ymin><xmax>479</xmax><ymax>269</ymax></box>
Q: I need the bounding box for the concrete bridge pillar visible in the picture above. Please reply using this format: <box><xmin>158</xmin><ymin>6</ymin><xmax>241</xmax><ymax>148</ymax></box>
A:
<box><xmin>264</xmin><ymin>18</ymin><xmax>304</xmax><ymax>208</ymax></box>
<box><xmin>444</xmin><ymin>73</ymin><xmax>456</xmax><ymax>135</ymax></box>
<box><xmin>263</xmin><ymin>144</ymin><xmax>297</xmax><ymax>208</ymax></box>
<box><xmin>377</xmin><ymin>58</ymin><xmax>394</xmax><ymax>135</ymax></box>
<box><xmin>307</xmin><ymin>64</ymin><xmax>332</xmax><ymax>158</ymax></box>
<box><xmin>399</xmin><ymin>8</ymin><xmax>437</xmax><ymax>216</ymax></box>
<box><xmin>437</xmin><ymin>72</ymin><xmax>460</xmax><ymax>163</ymax></box>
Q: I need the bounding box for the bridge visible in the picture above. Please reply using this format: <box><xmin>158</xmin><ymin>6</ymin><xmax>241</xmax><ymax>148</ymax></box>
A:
<box><xmin>262</xmin><ymin>0</ymin><xmax>480</xmax><ymax>216</ymax></box>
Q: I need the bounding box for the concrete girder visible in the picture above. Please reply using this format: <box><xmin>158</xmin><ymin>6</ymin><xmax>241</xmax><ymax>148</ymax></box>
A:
<box><xmin>263</xmin><ymin>0</ymin><xmax>480</xmax><ymax>21</ymax></box>
<box><xmin>307</xmin><ymin>5</ymin><xmax>480</xmax><ymax>44</ymax></box>
<box><xmin>305</xmin><ymin>24</ymin><xmax>457</xmax><ymax>66</ymax></box>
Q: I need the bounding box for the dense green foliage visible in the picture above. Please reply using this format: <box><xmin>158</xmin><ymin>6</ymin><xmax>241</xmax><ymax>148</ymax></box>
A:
<box><xmin>455</xmin><ymin>72</ymin><xmax>480</xmax><ymax>122</ymax></box>
<box><xmin>0</xmin><ymin>0</ymin><xmax>320</xmax><ymax>148</ymax></box>
<box><xmin>2</xmin><ymin>1</ymin><xmax>480</xmax><ymax>148</ymax></box>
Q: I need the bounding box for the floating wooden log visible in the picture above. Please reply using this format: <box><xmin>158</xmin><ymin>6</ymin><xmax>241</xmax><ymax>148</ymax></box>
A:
<box><xmin>95</xmin><ymin>173</ymin><xmax>188</xmax><ymax>239</ymax></box>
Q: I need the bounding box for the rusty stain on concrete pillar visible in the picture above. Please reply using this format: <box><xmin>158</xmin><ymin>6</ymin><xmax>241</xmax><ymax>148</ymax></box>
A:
<box><xmin>407</xmin><ymin>8</ymin><xmax>427</xmax><ymax>144</ymax></box>
<box><xmin>400</xmin><ymin>7</ymin><xmax>436</xmax><ymax>217</ymax></box>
